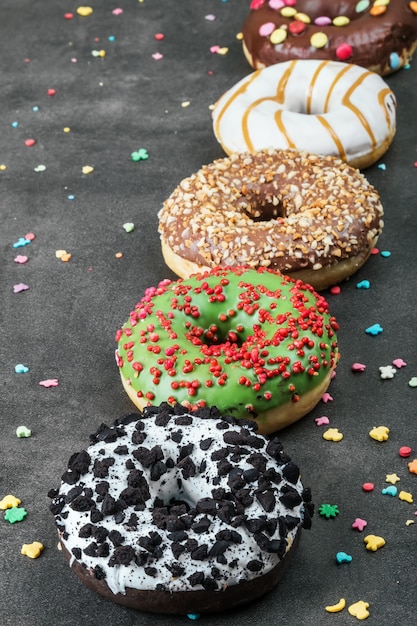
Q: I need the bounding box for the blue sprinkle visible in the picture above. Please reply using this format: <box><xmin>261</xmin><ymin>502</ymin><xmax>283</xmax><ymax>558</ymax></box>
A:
<box><xmin>15</xmin><ymin>364</ymin><xmax>29</xmax><ymax>374</ymax></box>
<box><xmin>13</xmin><ymin>237</ymin><xmax>31</xmax><ymax>248</ymax></box>
<box><xmin>356</xmin><ymin>280</ymin><xmax>370</xmax><ymax>289</ymax></box>
<box><xmin>11</xmin><ymin>121</ymin><xmax>19</xmax><ymax>128</ymax></box>
<box><xmin>32</xmin><ymin>105</ymin><xmax>39</xmax><ymax>112</ymax></box>
<box><xmin>380</xmin><ymin>250</ymin><xmax>391</xmax><ymax>258</ymax></box>
<box><xmin>365</xmin><ymin>323</ymin><xmax>383</xmax><ymax>336</ymax></box>
<box><xmin>108</xmin><ymin>35</ymin><xmax>115</xmax><ymax>42</ymax></box>
<box><xmin>67</xmin><ymin>194</ymin><xmax>75</xmax><ymax>200</ymax></box>
<box><xmin>389</xmin><ymin>52</ymin><xmax>400</xmax><ymax>70</ymax></box>
<box><xmin>377</xmin><ymin>163</ymin><xmax>386</xmax><ymax>171</ymax></box>
<box><xmin>382</xmin><ymin>486</ymin><xmax>397</xmax><ymax>497</ymax></box>
<box><xmin>336</xmin><ymin>551</ymin><xmax>352</xmax><ymax>564</ymax></box>
<box><xmin>187</xmin><ymin>614</ymin><xmax>200</xmax><ymax>620</ymax></box>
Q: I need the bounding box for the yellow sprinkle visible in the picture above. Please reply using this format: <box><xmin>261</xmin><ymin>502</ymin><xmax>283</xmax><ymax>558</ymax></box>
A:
<box><xmin>63</xmin><ymin>127</ymin><xmax>71</xmax><ymax>133</ymax></box>
<box><xmin>99</xmin><ymin>49</ymin><xmax>106</xmax><ymax>57</ymax></box>
<box><xmin>310</xmin><ymin>32</ymin><xmax>328</xmax><ymax>49</ymax></box>
<box><xmin>369</xmin><ymin>425</ymin><xmax>390</xmax><ymax>441</ymax></box>
<box><xmin>399</xmin><ymin>490</ymin><xmax>413</xmax><ymax>503</ymax></box>
<box><xmin>55</xmin><ymin>250</ymin><xmax>67</xmax><ymax>259</ymax></box>
<box><xmin>348</xmin><ymin>600</ymin><xmax>370</xmax><ymax>620</ymax></box>
<box><xmin>385</xmin><ymin>473</ymin><xmax>400</xmax><ymax>484</ymax></box>
<box><xmin>76</xmin><ymin>6</ymin><xmax>93</xmax><ymax>16</ymax></box>
<box><xmin>217</xmin><ymin>47</ymin><xmax>229</xmax><ymax>55</ymax></box>
<box><xmin>82</xmin><ymin>165</ymin><xmax>94</xmax><ymax>174</ymax></box>
<box><xmin>115</xmin><ymin>252</ymin><xmax>123</xmax><ymax>259</ymax></box>
<box><xmin>270</xmin><ymin>28</ymin><xmax>287</xmax><ymax>45</ymax></box>
<box><xmin>236</xmin><ymin>31</ymin><xmax>243</xmax><ymax>41</ymax></box>
<box><xmin>281</xmin><ymin>6</ymin><xmax>297</xmax><ymax>17</ymax></box>
<box><xmin>333</xmin><ymin>16</ymin><xmax>350</xmax><ymax>27</ymax></box>
<box><xmin>181</xmin><ymin>101</ymin><xmax>191</xmax><ymax>108</ymax></box>
<box><xmin>374</xmin><ymin>0</ymin><xmax>389</xmax><ymax>5</ymax></box>
<box><xmin>0</xmin><ymin>494</ymin><xmax>21</xmax><ymax>510</ymax></box>
<box><xmin>325</xmin><ymin>598</ymin><xmax>346</xmax><ymax>613</ymax></box>
<box><xmin>323</xmin><ymin>427</ymin><xmax>343</xmax><ymax>442</ymax></box>
<box><xmin>364</xmin><ymin>534</ymin><xmax>386</xmax><ymax>551</ymax></box>
<box><xmin>406</xmin><ymin>519</ymin><xmax>415</xmax><ymax>526</ymax></box>
<box><xmin>294</xmin><ymin>12</ymin><xmax>311</xmax><ymax>23</ymax></box>
<box><xmin>21</xmin><ymin>542</ymin><xmax>44</xmax><ymax>559</ymax></box>
<box><xmin>0</xmin><ymin>164</ymin><xmax>7</xmax><ymax>171</ymax></box>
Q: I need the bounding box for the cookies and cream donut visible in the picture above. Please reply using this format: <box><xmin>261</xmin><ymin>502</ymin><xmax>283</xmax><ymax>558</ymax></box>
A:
<box><xmin>48</xmin><ymin>404</ymin><xmax>314</xmax><ymax>614</ymax></box>
<box><xmin>242</xmin><ymin>0</ymin><xmax>417</xmax><ymax>76</ymax></box>
<box><xmin>158</xmin><ymin>150</ymin><xmax>384</xmax><ymax>290</ymax></box>
<box><xmin>115</xmin><ymin>266</ymin><xmax>339</xmax><ymax>434</ymax></box>
<box><xmin>212</xmin><ymin>60</ymin><xmax>396</xmax><ymax>169</ymax></box>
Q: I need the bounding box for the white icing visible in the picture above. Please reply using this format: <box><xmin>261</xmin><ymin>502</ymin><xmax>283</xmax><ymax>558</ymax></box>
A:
<box><xmin>52</xmin><ymin>411</ymin><xmax>309</xmax><ymax>596</ymax></box>
<box><xmin>212</xmin><ymin>60</ymin><xmax>396</xmax><ymax>167</ymax></box>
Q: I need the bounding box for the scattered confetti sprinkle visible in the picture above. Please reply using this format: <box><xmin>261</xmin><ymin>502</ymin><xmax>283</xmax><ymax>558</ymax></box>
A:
<box><xmin>386</xmin><ymin>473</ymin><xmax>400</xmax><ymax>484</ymax></box>
<box><xmin>187</xmin><ymin>614</ymin><xmax>200</xmax><ymax>621</ymax></box>
<box><xmin>329</xmin><ymin>285</ymin><xmax>340</xmax><ymax>294</ymax></box>
<box><xmin>377</xmin><ymin>163</ymin><xmax>386</xmax><ymax>170</ymax></box>
<box><xmin>408</xmin><ymin>459</ymin><xmax>417</xmax><ymax>474</ymax></box>
<box><xmin>365</xmin><ymin>323</ymin><xmax>383</xmax><ymax>336</ymax></box>
<box><xmin>380</xmin><ymin>250</ymin><xmax>391</xmax><ymax>257</ymax></box>
<box><xmin>112</xmin><ymin>7</ymin><xmax>123</xmax><ymax>15</ymax></box>
<box><xmin>76</xmin><ymin>6</ymin><xmax>93</xmax><ymax>17</ymax></box>
<box><xmin>352</xmin><ymin>362</ymin><xmax>366</xmax><ymax>372</ymax></box>
<box><xmin>39</xmin><ymin>379</ymin><xmax>59</xmax><ymax>387</ymax></box>
<box><xmin>181</xmin><ymin>101</ymin><xmax>191</xmax><ymax>108</ymax></box>
<box><xmin>319</xmin><ymin>503</ymin><xmax>339</xmax><ymax>519</ymax></box>
<box><xmin>364</xmin><ymin>534</ymin><xmax>385</xmax><ymax>551</ymax></box>
<box><xmin>369</xmin><ymin>426</ymin><xmax>390</xmax><ymax>442</ymax></box>
<box><xmin>348</xmin><ymin>600</ymin><xmax>370</xmax><ymax>620</ymax></box>
<box><xmin>323</xmin><ymin>427</ymin><xmax>343</xmax><ymax>442</ymax></box>
<box><xmin>13</xmin><ymin>283</ymin><xmax>29</xmax><ymax>293</ymax></box>
<box><xmin>21</xmin><ymin>542</ymin><xmax>44</xmax><ymax>559</ymax></box>
<box><xmin>13</xmin><ymin>237</ymin><xmax>31</xmax><ymax>248</ymax></box>
<box><xmin>356</xmin><ymin>279</ymin><xmax>370</xmax><ymax>289</ymax></box>
<box><xmin>362</xmin><ymin>482</ymin><xmax>375</xmax><ymax>492</ymax></box>
<box><xmin>131</xmin><ymin>148</ymin><xmax>149</xmax><ymax>161</ymax></box>
<box><xmin>381</xmin><ymin>485</ymin><xmax>397</xmax><ymax>497</ymax></box>
<box><xmin>24</xmin><ymin>138</ymin><xmax>36</xmax><ymax>147</ymax></box>
<box><xmin>205</xmin><ymin>14</ymin><xmax>216</xmax><ymax>21</ymax></box>
<box><xmin>352</xmin><ymin>518</ymin><xmax>368</xmax><ymax>532</ymax></box>
<box><xmin>315</xmin><ymin>416</ymin><xmax>330</xmax><ymax>426</ymax></box>
<box><xmin>336</xmin><ymin>551</ymin><xmax>352</xmax><ymax>564</ymax></box>
<box><xmin>15</xmin><ymin>364</ymin><xmax>29</xmax><ymax>373</ymax></box>
<box><xmin>123</xmin><ymin>223</ymin><xmax>135</xmax><ymax>233</ymax></box>
<box><xmin>0</xmin><ymin>495</ymin><xmax>21</xmax><ymax>510</ymax></box>
<box><xmin>392</xmin><ymin>358</ymin><xmax>407</xmax><ymax>368</ymax></box>
<box><xmin>406</xmin><ymin>519</ymin><xmax>415</xmax><ymax>526</ymax></box>
<box><xmin>47</xmin><ymin>88</ymin><xmax>56</xmax><ymax>96</ymax></box>
<box><xmin>379</xmin><ymin>365</ymin><xmax>396</xmax><ymax>379</ymax></box>
<box><xmin>5</xmin><ymin>506</ymin><xmax>28</xmax><ymax>524</ymax></box>
<box><xmin>55</xmin><ymin>250</ymin><xmax>72</xmax><ymax>262</ymax></box>
<box><xmin>408</xmin><ymin>377</ymin><xmax>417</xmax><ymax>388</ymax></box>
<box><xmin>325</xmin><ymin>598</ymin><xmax>346</xmax><ymax>613</ymax></box>
<box><xmin>399</xmin><ymin>446</ymin><xmax>412</xmax><ymax>458</ymax></box>
<box><xmin>16</xmin><ymin>426</ymin><xmax>32</xmax><ymax>438</ymax></box>
<box><xmin>321</xmin><ymin>392</ymin><xmax>333</xmax><ymax>403</ymax></box>
<box><xmin>82</xmin><ymin>165</ymin><xmax>94</xmax><ymax>174</ymax></box>
<box><xmin>399</xmin><ymin>491</ymin><xmax>413</xmax><ymax>503</ymax></box>
<box><xmin>152</xmin><ymin>52</ymin><xmax>163</xmax><ymax>60</ymax></box>
<box><xmin>34</xmin><ymin>164</ymin><xmax>46</xmax><ymax>173</ymax></box>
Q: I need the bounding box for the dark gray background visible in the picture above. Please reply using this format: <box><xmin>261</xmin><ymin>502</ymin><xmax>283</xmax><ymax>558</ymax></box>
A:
<box><xmin>1</xmin><ymin>1</ymin><xmax>416</xmax><ymax>624</ymax></box>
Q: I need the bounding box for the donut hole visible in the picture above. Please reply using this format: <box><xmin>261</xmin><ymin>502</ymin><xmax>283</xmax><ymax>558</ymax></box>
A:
<box><xmin>239</xmin><ymin>186</ymin><xmax>286</xmax><ymax>221</ymax></box>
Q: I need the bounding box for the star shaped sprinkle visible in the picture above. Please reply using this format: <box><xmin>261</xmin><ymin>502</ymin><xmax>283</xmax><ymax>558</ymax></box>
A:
<box><xmin>352</xmin><ymin>518</ymin><xmax>368</xmax><ymax>532</ymax></box>
<box><xmin>319</xmin><ymin>503</ymin><xmax>339</xmax><ymax>519</ymax></box>
<box><xmin>369</xmin><ymin>425</ymin><xmax>390</xmax><ymax>442</ymax></box>
<box><xmin>4</xmin><ymin>506</ymin><xmax>27</xmax><ymax>523</ymax></box>
<box><xmin>379</xmin><ymin>365</ymin><xmax>396</xmax><ymax>379</ymax></box>
<box><xmin>408</xmin><ymin>459</ymin><xmax>417</xmax><ymax>474</ymax></box>
<box><xmin>386</xmin><ymin>473</ymin><xmax>400</xmax><ymax>484</ymax></box>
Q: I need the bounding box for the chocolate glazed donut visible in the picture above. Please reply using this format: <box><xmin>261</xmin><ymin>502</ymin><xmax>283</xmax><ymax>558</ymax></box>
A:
<box><xmin>242</xmin><ymin>0</ymin><xmax>417</xmax><ymax>75</ymax></box>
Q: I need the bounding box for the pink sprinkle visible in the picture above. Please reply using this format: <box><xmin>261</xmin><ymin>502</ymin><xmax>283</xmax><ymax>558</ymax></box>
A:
<box><xmin>13</xmin><ymin>283</ymin><xmax>29</xmax><ymax>293</ymax></box>
<box><xmin>314</xmin><ymin>16</ymin><xmax>332</xmax><ymax>26</ymax></box>
<box><xmin>352</xmin><ymin>362</ymin><xmax>366</xmax><ymax>372</ymax></box>
<box><xmin>154</xmin><ymin>33</ymin><xmax>165</xmax><ymax>40</ymax></box>
<box><xmin>205</xmin><ymin>14</ymin><xmax>216</xmax><ymax>21</ymax></box>
<box><xmin>392</xmin><ymin>358</ymin><xmax>407</xmax><ymax>368</ymax></box>
<box><xmin>25</xmin><ymin>138</ymin><xmax>36</xmax><ymax>147</ymax></box>
<box><xmin>315</xmin><ymin>416</ymin><xmax>330</xmax><ymax>426</ymax></box>
<box><xmin>47</xmin><ymin>88</ymin><xmax>56</xmax><ymax>96</ymax></box>
<box><xmin>322</xmin><ymin>392</ymin><xmax>333</xmax><ymax>403</ymax></box>
<box><xmin>330</xmin><ymin>285</ymin><xmax>341</xmax><ymax>295</ymax></box>
<box><xmin>14</xmin><ymin>255</ymin><xmax>28</xmax><ymax>264</ymax></box>
<box><xmin>152</xmin><ymin>53</ymin><xmax>163</xmax><ymax>60</ymax></box>
<box><xmin>258</xmin><ymin>22</ymin><xmax>275</xmax><ymax>37</ymax></box>
<box><xmin>210</xmin><ymin>45</ymin><xmax>220</xmax><ymax>53</ymax></box>
<box><xmin>269</xmin><ymin>0</ymin><xmax>285</xmax><ymax>8</ymax></box>
<box><xmin>39</xmin><ymin>379</ymin><xmax>59</xmax><ymax>387</ymax></box>
<box><xmin>352</xmin><ymin>518</ymin><xmax>368</xmax><ymax>531</ymax></box>
<box><xmin>362</xmin><ymin>482</ymin><xmax>374</xmax><ymax>492</ymax></box>
<box><xmin>24</xmin><ymin>233</ymin><xmax>35</xmax><ymax>240</ymax></box>
<box><xmin>112</xmin><ymin>8</ymin><xmax>123</xmax><ymax>15</ymax></box>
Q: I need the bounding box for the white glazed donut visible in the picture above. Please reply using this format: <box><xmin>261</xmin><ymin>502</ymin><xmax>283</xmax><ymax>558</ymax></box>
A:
<box><xmin>48</xmin><ymin>404</ymin><xmax>313</xmax><ymax>614</ymax></box>
<box><xmin>212</xmin><ymin>60</ymin><xmax>396</xmax><ymax>169</ymax></box>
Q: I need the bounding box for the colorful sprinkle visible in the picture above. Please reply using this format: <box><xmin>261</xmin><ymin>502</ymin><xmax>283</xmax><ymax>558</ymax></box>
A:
<box><xmin>15</xmin><ymin>364</ymin><xmax>29</xmax><ymax>373</ymax></box>
<box><xmin>76</xmin><ymin>6</ymin><xmax>93</xmax><ymax>16</ymax></box>
<box><xmin>13</xmin><ymin>237</ymin><xmax>31</xmax><ymax>248</ymax></box>
<box><xmin>379</xmin><ymin>365</ymin><xmax>396</xmax><ymax>379</ymax></box>
<box><xmin>131</xmin><ymin>148</ymin><xmax>149</xmax><ymax>161</ymax></box>
<box><xmin>381</xmin><ymin>485</ymin><xmax>397</xmax><ymax>497</ymax></box>
<box><xmin>399</xmin><ymin>446</ymin><xmax>412</xmax><ymax>458</ymax></box>
<box><xmin>315</xmin><ymin>415</ymin><xmax>330</xmax><ymax>426</ymax></box>
<box><xmin>5</xmin><ymin>506</ymin><xmax>28</xmax><ymax>524</ymax></box>
<box><xmin>369</xmin><ymin>426</ymin><xmax>389</xmax><ymax>442</ymax></box>
<box><xmin>364</xmin><ymin>534</ymin><xmax>385</xmax><ymax>551</ymax></box>
<box><xmin>385</xmin><ymin>473</ymin><xmax>400</xmax><ymax>484</ymax></box>
<box><xmin>408</xmin><ymin>459</ymin><xmax>417</xmax><ymax>474</ymax></box>
<box><xmin>319</xmin><ymin>503</ymin><xmax>339</xmax><ymax>519</ymax></box>
<box><xmin>362</xmin><ymin>482</ymin><xmax>374</xmax><ymax>492</ymax></box>
<box><xmin>352</xmin><ymin>518</ymin><xmax>368</xmax><ymax>531</ymax></box>
<box><xmin>123</xmin><ymin>222</ymin><xmax>135</xmax><ymax>233</ymax></box>
<box><xmin>399</xmin><ymin>491</ymin><xmax>413</xmax><ymax>503</ymax></box>
<box><xmin>356</xmin><ymin>280</ymin><xmax>370</xmax><ymax>288</ymax></box>
<box><xmin>0</xmin><ymin>495</ymin><xmax>21</xmax><ymax>510</ymax></box>
<box><xmin>39</xmin><ymin>379</ymin><xmax>59</xmax><ymax>387</ymax></box>
<box><xmin>392</xmin><ymin>358</ymin><xmax>407</xmax><ymax>368</ymax></box>
<box><xmin>16</xmin><ymin>426</ymin><xmax>32</xmax><ymax>438</ymax></box>
<box><xmin>348</xmin><ymin>600</ymin><xmax>370</xmax><ymax>620</ymax></box>
<box><xmin>325</xmin><ymin>598</ymin><xmax>346</xmax><ymax>613</ymax></box>
<box><xmin>408</xmin><ymin>377</ymin><xmax>417</xmax><ymax>388</ymax></box>
<box><xmin>321</xmin><ymin>392</ymin><xmax>333</xmax><ymax>403</ymax></box>
<box><xmin>322</xmin><ymin>428</ymin><xmax>343</xmax><ymax>442</ymax></box>
<box><xmin>351</xmin><ymin>362</ymin><xmax>366</xmax><ymax>372</ymax></box>
<box><xmin>82</xmin><ymin>165</ymin><xmax>94</xmax><ymax>174</ymax></box>
<box><xmin>365</xmin><ymin>323</ymin><xmax>383</xmax><ymax>336</ymax></box>
<box><xmin>336</xmin><ymin>551</ymin><xmax>352</xmax><ymax>564</ymax></box>
<box><xmin>21</xmin><ymin>542</ymin><xmax>44</xmax><ymax>559</ymax></box>
<box><xmin>13</xmin><ymin>283</ymin><xmax>30</xmax><ymax>293</ymax></box>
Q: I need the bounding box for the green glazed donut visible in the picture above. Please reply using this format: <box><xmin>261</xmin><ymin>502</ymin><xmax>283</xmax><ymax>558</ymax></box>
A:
<box><xmin>115</xmin><ymin>266</ymin><xmax>339</xmax><ymax>433</ymax></box>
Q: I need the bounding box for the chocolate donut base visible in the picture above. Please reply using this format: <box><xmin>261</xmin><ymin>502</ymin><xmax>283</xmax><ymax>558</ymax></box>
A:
<box><xmin>160</xmin><ymin>233</ymin><xmax>379</xmax><ymax>292</ymax></box>
<box><xmin>120</xmin><ymin>363</ymin><xmax>336</xmax><ymax>434</ymax></box>
<box><xmin>60</xmin><ymin>531</ymin><xmax>301</xmax><ymax>614</ymax></box>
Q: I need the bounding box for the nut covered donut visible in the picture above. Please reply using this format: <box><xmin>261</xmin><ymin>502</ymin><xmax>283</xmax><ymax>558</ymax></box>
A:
<box><xmin>48</xmin><ymin>404</ymin><xmax>314</xmax><ymax>613</ymax></box>
<box><xmin>242</xmin><ymin>0</ymin><xmax>417</xmax><ymax>75</ymax></box>
<box><xmin>212</xmin><ymin>60</ymin><xmax>396</xmax><ymax>170</ymax></box>
<box><xmin>158</xmin><ymin>149</ymin><xmax>384</xmax><ymax>290</ymax></box>
<box><xmin>115</xmin><ymin>266</ymin><xmax>339</xmax><ymax>433</ymax></box>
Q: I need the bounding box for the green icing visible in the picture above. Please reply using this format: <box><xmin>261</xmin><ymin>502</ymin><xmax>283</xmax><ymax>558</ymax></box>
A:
<box><xmin>116</xmin><ymin>267</ymin><xmax>338</xmax><ymax>419</ymax></box>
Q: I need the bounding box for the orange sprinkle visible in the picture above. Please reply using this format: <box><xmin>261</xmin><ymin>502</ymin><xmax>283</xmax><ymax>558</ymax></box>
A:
<box><xmin>370</xmin><ymin>5</ymin><xmax>387</xmax><ymax>15</ymax></box>
<box><xmin>410</xmin><ymin>2</ymin><xmax>417</xmax><ymax>15</ymax></box>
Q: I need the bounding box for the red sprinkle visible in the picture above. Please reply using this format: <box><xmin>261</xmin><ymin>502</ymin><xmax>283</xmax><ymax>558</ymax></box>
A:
<box><xmin>399</xmin><ymin>446</ymin><xmax>412</xmax><ymax>458</ymax></box>
<box><xmin>336</xmin><ymin>43</ymin><xmax>353</xmax><ymax>61</ymax></box>
<box><xmin>362</xmin><ymin>482</ymin><xmax>375</xmax><ymax>492</ymax></box>
<box><xmin>154</xmin><ymin>33</ymin><xmax>165</xmax><ymax>40</ymax></box>
<box><xmin>47</xmin><ymin>88</ymin><xmax>56</xmax><ymax>96</ymax></box>
<box><xmin>64</xmin><ymin>12</ymin><xmax>74</xmax><ymax>19</ymax></box>
<box><xmin>24</xmin><ymin>139</ymin><xmax>36</xmax><ymax>147</ymax></box>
